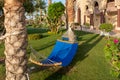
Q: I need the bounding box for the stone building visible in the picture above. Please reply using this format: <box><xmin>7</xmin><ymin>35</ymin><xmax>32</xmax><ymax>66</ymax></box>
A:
<box><xmin>72</xmin><ymin>0</ymin><xmax>120</xmax><ymax>30</ymax></box>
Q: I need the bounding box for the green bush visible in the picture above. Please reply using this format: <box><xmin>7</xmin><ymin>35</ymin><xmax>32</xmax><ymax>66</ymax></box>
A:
<box><xmin>104</xmin><ymin>38</ymin><xmax>120</xmax><ymax>77</ymax></box>
<box><xmin>99</xmin><ymin>23</ymin><xmax>114</xmax><ymax>32</ymax></box>
<box><xmin>73</xmin><ymin>22</ymin><xmax>80</xmax><ymax>26</ymax></box>
<box><xmin>84</xmin><ymin>23</ymin><xmax>90</xmax><ymax>28</ymax></box>
<box><xmin>47</xmin><ymin>31</ymin><xmax>57</xmax><ymax>35</ymax></box>
<box><xmin>28</xmin><ymin>34</ymin><xmax>43</xmax><ymax>40</ymax></box>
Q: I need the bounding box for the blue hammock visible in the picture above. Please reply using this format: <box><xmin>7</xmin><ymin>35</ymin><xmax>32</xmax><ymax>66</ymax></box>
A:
<box><xmin>29</xmin><ymin>40</ymin><xmax>78</xmax><ymax>67</ymax></box>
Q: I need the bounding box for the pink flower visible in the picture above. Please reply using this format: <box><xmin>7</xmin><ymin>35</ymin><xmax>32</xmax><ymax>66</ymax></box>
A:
<box><xmin>114</xmin><ymin>39</ymin><xmax>119</xmax><ymax>44</ymax></box>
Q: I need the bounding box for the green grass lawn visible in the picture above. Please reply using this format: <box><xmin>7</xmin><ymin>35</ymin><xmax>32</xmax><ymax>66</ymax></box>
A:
<box><xmin>0</xmin><ymin>30</ymin><xmax>119</xmax><ymax>80</ymax></box>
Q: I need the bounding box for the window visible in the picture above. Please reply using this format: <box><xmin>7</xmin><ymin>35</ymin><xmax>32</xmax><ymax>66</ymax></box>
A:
<box><xmin>94</xmin><ymin>1</ymin><xmax>99</xmax><ymax>8</ymax></box>
<box><xmin>86</xmin><ymin>5</ymin><xmax>89</xmax><ymax>10</ymax></box>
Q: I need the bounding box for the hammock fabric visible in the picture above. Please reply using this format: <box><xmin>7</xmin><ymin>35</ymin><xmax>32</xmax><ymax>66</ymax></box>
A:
<box><xmin>29</xmin><ymin>39</ymin><xmax>78</xmax><ymax>67</ymax></box>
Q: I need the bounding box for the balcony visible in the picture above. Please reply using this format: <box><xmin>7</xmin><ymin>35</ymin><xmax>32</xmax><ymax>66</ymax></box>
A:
<box><xmin>106</xmin><ymin>2</ymin><xmax>117</xmax><ymax>13</ymax></box>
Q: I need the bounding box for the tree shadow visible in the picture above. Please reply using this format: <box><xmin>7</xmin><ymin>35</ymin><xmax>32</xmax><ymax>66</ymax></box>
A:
<box><xmin>27</xmin><ymin>40</ymin><xmax>56</xmax><ymax>54</ymax></box>
<box><xmin>74</xmin><ymin>30</ymin><xmax>94</xmax><ymax>41</ymax></box>
<box><xmin>44</xmin><ymin>34</ymin><xmax>103</xmax><ymax>80</ymax></box>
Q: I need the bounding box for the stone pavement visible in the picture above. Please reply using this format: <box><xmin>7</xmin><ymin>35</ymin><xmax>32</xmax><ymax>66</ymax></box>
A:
<box><xmin>75</xmin><ymin>27</ymin><xmax>120</xmax><ymax>38</ymax></box>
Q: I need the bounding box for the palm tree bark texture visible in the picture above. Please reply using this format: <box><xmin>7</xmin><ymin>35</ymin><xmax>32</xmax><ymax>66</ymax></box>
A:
<box><xmin>66</xmin><ymin>0</ymin><xmax>75</xmax><ymax>24</ymax></box>
<box><xmin>3</xmin><ymin>0</ymin><xmax>28</xmax><ymax>80</ymax></box>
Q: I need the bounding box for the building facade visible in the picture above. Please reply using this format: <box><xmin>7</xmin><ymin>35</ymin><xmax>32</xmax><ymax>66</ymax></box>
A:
<box><xmin>73</xmin><ymin>0</ymin><xmax>120</xmax><ymax>30</ymax></box>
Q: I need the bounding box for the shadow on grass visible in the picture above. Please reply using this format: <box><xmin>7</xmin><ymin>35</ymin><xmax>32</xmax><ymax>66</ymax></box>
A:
<box><xmin>27</xmin><ymin>40</ymin><xmax>57</xmax><ymax>72</ymax></box>
<box><xmin>44</xmin><ymin>34</ymin><xmax>103</xmax><ymax>80</ymax></box>
<box><xmin>75</xmin><ymin>30</ymin><xmax>94</xmax><ymax>41</ymax></box>
<box><xmin>27</xmin><ymin>40</ymin><xmax>56</xmax><ymax>54</ymax></box>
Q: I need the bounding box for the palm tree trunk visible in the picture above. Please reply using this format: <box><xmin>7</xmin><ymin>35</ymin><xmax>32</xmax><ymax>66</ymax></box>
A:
<box><xmin>48</xmin><ymin>0</ymin><xmax>52</xmax><ymax>6</ymax></box>
<box><xmin>66</xmin><ymin>0</ymin><xmax>75</xmax><ymax>24</ymax></box>
<box><xmin>40</xmin><ymin>8</ymin><xmax>42</xmax><ymax>23</ymax></box>
<box><xmin>3</xmin><ymin>0</ymin><xmax>28</xmax><ymax>80</ymax></box>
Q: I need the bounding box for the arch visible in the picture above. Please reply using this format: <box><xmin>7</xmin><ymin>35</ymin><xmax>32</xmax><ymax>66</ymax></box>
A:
<box><xmin>86</xmin><ymin>5</ymin><xmax>89</xmax><ymax>10</ymax></box>
<box><xmin>94</xmin><ymin>1</ymin><xmax>99</xmax><ymax>8</ymax></box>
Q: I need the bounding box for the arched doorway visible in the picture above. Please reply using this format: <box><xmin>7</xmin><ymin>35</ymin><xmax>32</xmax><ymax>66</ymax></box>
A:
<box><xmin>93</xmin><ymin>1</ymin><xmax>101</xmax><ymax>29</ymax></box>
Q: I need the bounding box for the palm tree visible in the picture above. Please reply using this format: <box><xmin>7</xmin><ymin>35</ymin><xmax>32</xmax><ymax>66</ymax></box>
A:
<box><xmin>35</xmin><ymin>0</ymin><xmax>46</xmax><ymax>23</ymax></box>
<box><xmin>3</xmin><ymin>0</ymin><xmax>28</xmax><ymax>80</ymax></box>
<box><xmin>66</xmin><ymin>0</ymin><xmax>75</xmax><ymax>25</ymax></box>
<box><xmin>23</xmin><ymin>0</ymin><xmax>34</xmax><ymax>13</ymax></box>
<box><xmin>0</xmin><ymin>0</ymin><xmax>4</xmax><ymax>31</ymax></box>
<box><xmin>48</xmin><ymin>0</ymin><xmax>52</xmax><ymax>6</ymax></box>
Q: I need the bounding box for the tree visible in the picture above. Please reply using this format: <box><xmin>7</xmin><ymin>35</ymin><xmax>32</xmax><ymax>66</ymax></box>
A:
<box><xmin>48</xmin><ymin>0</ymin><xmax>52</xmax><ymax>6</ymax></box>
<box><xmin>0</xmin><ymin>0</ymin><xmax>4</xmax><ymax>31</ymax></box>
<box><xmin>23</xmin><ymin>0</ymin><xmax>34</xmax><ymax>13</ymax></box>
<box><xmin>0</xmin><ymin>0</ymin><xmax>3</xmax><ymax>14</ymax></box>
<box><xmin>3</xmin><ymin>0</ymin><xmax>28</xmax><ymax>80</ymax></box>
<box><xmin>0</xmin><ymin>0</ymin><xmax>35</xmax><ymax>32</ymax></box>
<box><xmin>35</xmin><ymin>0</ymin><xmax>46</xmax><ymax>23</ymax></box>
<box><xmin>47</xmin><ymin>2</ymin><xmax>65</xmax><ymax>33</ymax></box>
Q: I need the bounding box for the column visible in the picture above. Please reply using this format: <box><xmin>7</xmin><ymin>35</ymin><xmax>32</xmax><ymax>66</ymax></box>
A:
<box><xmin>84</xmin><ymin>15</ymin><xmax>86</xmax><ymax>25</ymax></box>
<box><xmin>90</xmin><ymin>14</ymin><xmax>94</xmax><ymax>26</ymax></box>
<box><xmin>117</xmin><ymin>9</ymin><xmax>120</xmax><ymax>28</ymax></box>
<box><xmin>77</xmin><ymin>8</ymin><xmax>81</xmax><ymax>24</ymax></box>
<box><xmin>100</xmin><ymin>11</ymin><xmax>105</xmax><ymax>24</ymax></box>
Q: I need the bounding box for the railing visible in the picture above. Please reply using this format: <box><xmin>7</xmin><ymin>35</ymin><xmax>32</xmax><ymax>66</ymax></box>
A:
<box><xmin>106</xmin><ymin>2</ymin><xmax>117</xmax><ymax>13</ymax></box>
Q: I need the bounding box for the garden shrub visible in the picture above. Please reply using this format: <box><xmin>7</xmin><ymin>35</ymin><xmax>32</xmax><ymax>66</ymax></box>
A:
<box><xmin>84</xmin><ymin>23</ymin><xmax>90</xmax><ymax>28</ymax></box>
<box><xmin>73</xmin><ymin>22</ymin><xmax>80</xmax><ymax>26</ymax></box>
<box><xmin>28</xmin><ymin>34</ymin><xmax>43</xmax><ymax>40</ymax></box>
<box><xmin>47</xmin><ymin>31</ymin><xmax>57</xmax><ymax>35</ymax></box>
<box><xmin>104</xmin><ymin>38</ymin><xmax>120</xmax><ymax>77</ymax></box>
<box><xmin>47</xmin><ymin>2</ymin><xmax>65</xmax><ymax>33</ymax></box>
<box><xmin>99</xmin><ymin>23</ymin><xmax>114</xmax><ymax>32</ymax></box>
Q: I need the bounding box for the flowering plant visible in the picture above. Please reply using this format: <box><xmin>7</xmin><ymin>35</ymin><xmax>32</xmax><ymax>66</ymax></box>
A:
<box><xmin>104</xmin><ymin>38</ymin><xmax>120</xmax><ymax>77</ymax></box>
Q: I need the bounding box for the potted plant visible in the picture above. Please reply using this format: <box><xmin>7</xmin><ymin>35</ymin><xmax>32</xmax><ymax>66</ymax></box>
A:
<box><xmin>99</xmin><ymin>23</ymin><xmax>114</xmax><ymax>37</ymax></box>
<box><xmin>84</xmin><ymin>23</ymin><xmax>90</xmax><ymax>29</ymax></box>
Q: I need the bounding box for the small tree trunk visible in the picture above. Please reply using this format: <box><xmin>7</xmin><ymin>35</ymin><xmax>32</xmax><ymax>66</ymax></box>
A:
<box><xmin>3</xmin><ymin>0</ymin><xmax>28</xmax><ymax>80</ymax></box>
<box><xmin>40</xmin><ymin>8</ymin><xmax>42</xmax><ymax>23</ymax></box>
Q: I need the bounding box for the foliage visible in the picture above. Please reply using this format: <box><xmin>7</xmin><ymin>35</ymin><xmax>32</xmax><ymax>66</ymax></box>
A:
<box><xmin>0</xmin><ymin>0</ymin><xmax>3</xmax><ymax>12</ymax></box>
<box><xmin>85</xmin><ymin>23</ymin><xmax>90</xmax><ymax>28</ymax></box>
<box><xmin>28</xmin><ymin>33</ymin><xmax>43</xmax><ymax>40</ymax></box>
<box><xmin>47</xmin><ymin>2</ymin><xmax>65</xmax><ymax>33</ymax></box>
<box><xmin>48</xmin><ymin>2</ymin><xmax>65</xmax><ymax>20</ymax></box>
<box><xmin>34</xmin><ymin>0</ymin><xmax>46</xmax><ymax>24</ymax></box>
<box><xmin>0</xmin><ymin>15</ymin><xmax>4</xmax><ymax>31</ymax></box>
<box><xmin>73</xmin><ymin>22</ymin><xmax>80</xmax><ymax>26</ymax></box>
<box><xmin>47</xmin><ymin>31</ymin><xmax>57</xmax><ymax>35</ymax></box>
<box><xmin>0</xmin><ymin>30</ymin><xmax>118</xmax><ymax>80</ymax></box>
<box><xmin>0</xmin><ymin>0</ymin><xmax>4</xmax><ymax>31</ymax></box>
<box><xmin>99</xmin><ymin>23</ymin><xmax>114</xmax><ymax>32</ymax></box>
<box><xmin>27</xmin><ymin>28</ymin><xmax>48</xmax><ymax>34</ymax></box>
<box><xmin>23</xmin><ymin>0</ymin><xmax>35</xmax><ymax>13</ymax></box>
<box><xmin>104</xmin><ymin>38</ymin><xmax>120</xmax><ymax>77</ymax></box>
<box><xmin>35</xmin><ymin>0</ymin><xmax>46</xmax><ymax>9</ymax></box>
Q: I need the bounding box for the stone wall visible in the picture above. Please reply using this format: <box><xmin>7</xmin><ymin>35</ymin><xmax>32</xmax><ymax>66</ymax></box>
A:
<box><xmin>74</xmin><ymin>0</ymin><xmax>118</xmax><ymax>29</ymax></box>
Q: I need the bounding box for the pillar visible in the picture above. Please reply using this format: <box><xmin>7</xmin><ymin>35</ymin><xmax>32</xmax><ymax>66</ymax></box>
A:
<box><xmin>77</xmin><ymin>8</ymin><xmax>81</xmax><ymax>24</ymax></box>
<box><xmin>84</xmin><ymin>15</ymin><xmax>86</xmax><ymax>25</ymax></box>
<box><xmin>117</xmin><ymin>9</ymin><xmax>120</xmax><ymax>27</ymax></box>
<box><xmin>100</xmin><ymin>11</ymin><xmax>105</xmax><ymax>23</ymax></box>
<box><xmin>90</xmin><ymin>14</ymin><xmax>94</xmax><ymax>26</ymax></box>
<box><xmin>116</xmin><ymin>6</ymin><xmax>120</xmax><ymax>30</ymax></box>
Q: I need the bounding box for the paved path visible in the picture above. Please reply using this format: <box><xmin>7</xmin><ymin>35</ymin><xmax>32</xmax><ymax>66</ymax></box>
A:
<box><xmin>75</xmin><ymin>27</ymin><xmax>120</xmax><ymax>38</ymax></box>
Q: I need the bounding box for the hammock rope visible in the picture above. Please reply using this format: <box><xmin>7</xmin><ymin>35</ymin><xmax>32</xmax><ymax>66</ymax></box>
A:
<box><xmin>29</xmin><ymin>27</ymin><xmax>77</xmax><ymax>67</ymax></box>
<box><xmin>29</xmin><ymin>45</ymin><xmax>62</xmax><ymax>66</ymax></box>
